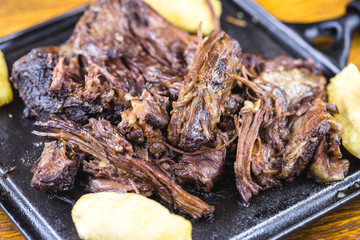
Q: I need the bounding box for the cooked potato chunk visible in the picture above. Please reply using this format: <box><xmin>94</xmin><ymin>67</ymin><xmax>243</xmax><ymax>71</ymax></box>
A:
<box><xmin>143</xmin><ymin>0</ymin><xmax>222</xmax><ymax>35</ymax></box>
<box><xmin>0</xmin><ymin>50</ymin><xmax>13</xmax><ymax>107</ymax></box>
<box><xmin>327</xmin><ymin>63</ymin><xmax>360</xmax><ymax>159</ymax></box>
<box><xmin>72</xmin><ymin>192</ymin><xmax>192</xmax><ymax>240</ymax></box>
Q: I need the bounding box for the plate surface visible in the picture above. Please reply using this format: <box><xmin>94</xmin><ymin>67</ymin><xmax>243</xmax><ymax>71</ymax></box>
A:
<box><xmin>0</xmin><ymin>1</ymin><xmax>359</xmax><ymax>240</ymax></box>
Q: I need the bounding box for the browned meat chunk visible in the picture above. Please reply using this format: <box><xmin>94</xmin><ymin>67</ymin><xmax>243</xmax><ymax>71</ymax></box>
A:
<box><xmin>279</xmin><ymin>99</ymin><xmax>337</xmax><ymax>180</ymax></box>
<box><xmin>168</xmin><ymin>31</ymin><xmax>240</xmax><ymax>151</ymax></box>
<box><xmin>61</xmin><ymin>0</ymin><xmax>197</xmax><ymax>99</ymax></box>
<box><xmin>34</xmin><ymin>116</ymin><xmax>214</xmax><ymax>219</ymax></box>
<box><xmin>253</xmin><ymin>68</ymin><xmax>326</xmax><ymax>112</ymax></box>
<box><xmin>308</xmin><ymin>117</ymin><xmax>349</xmax><ymax>182</ymax></box>
<box><xmin>11</xmin><ymin>0</ymin><xmax>197</xmax><ymax>125</ymax></box>
<box><xmin>119</xmin><ymin>90</ymin><xmax>169</xmax><ymax>145</ymax></box>
<box><xmin>83</xmin><ymin>159</ymin><xmax>154</xmax><ymax>195</ymax></box>
<box><xmin>11</xmin><ymin>47</ymin><xmax>127</xmax><ymax>124</ymax></box>
<box><xmin>11</xmin><ymin>47</ymin><xmax>60</xmax><ymax>119</ymax></box>
<box><xmin>241</xmin><ymin>53</ymin><xmax>322</xmax><ymax>76</ymax></box>
<box><xmin>86</xmin><ymin>178</ymin><xmax>153</xmax><ymax>196</ymax></box>
<box><xmin>31</xmin><ymin>141</ymin><xmax>80</xmax><ymax>192</ymax></box>
<box><xmin>165</xmin><ymin>31</ymin><xmax>240</xmax><ymax>192</ymax></box>
<box><xmin>171</xmin><ymin>130</ymin><xmax>228</xmax><ymax>192</ymax></box>
<box><xmin>233</xmin><ymin>57</ymin><xmax>348</xmax><ymax>202</ymax></box>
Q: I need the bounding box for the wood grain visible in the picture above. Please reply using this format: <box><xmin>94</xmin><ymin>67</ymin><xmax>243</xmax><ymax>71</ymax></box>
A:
<box><xmin>0</xmin><ymin>0</ymin><xmax>360</xmax><ymax>239</ymax></box>
<box><xmin>0</xmin><ymin>213</ymin><xmax>23</xmax><ymax>240</ymax></box>
<box><xmin>256</xmin><ymin>0</ymin><xmax>353</xmax><ymax>23</ymax></box>
<box><xmin>0</xmin><ymin>0</ymin><xmax>91</xmax><ymax>38</ymax></box>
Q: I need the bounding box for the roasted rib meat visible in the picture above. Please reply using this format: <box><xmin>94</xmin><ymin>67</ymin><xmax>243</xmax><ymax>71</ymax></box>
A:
<box><xmin>61</xmin><ymin>0</ymin><xmax>198</xmax><ymax>99</ymax></box>
<box><xmin>118</xmin><ymin>90</ymin><xmax>169</xmax><ymax>145</ymax></box>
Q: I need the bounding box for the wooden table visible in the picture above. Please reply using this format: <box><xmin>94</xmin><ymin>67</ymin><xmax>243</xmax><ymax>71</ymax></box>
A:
<box><xmin>1</xmin><ymin>0</ymin><xmax>360</xmax><ymax>239</ymax></box>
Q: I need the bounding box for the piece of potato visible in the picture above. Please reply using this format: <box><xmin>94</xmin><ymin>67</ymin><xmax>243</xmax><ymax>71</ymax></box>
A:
<box><xmin>72</xmin><ymin>192</ymin><xmax>192</xmax><ymax>240</ymax></box>
<box><xmin>327</xmin><ymin>63</ymin><xmax>360</xmax><ymax>159</ymax></box>
<box><xmin>143</xmin><ymin>0</ymin><xmax>222</xmax><ymax>35</ymax></box>
<box><xmin>0</xmin><ymin>50</ymin><xmax>13</xmax><ymax>107</ymax></box>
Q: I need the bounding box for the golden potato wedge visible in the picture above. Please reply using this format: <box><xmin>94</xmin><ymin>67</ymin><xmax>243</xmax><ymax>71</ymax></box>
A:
<box><xmin>327</xmin><ymin>63</ymin><xmax>360</xmax><ymax>159</ymax></box>
<box><xmin>72</xmin><ymin>192</ymin><xmax>192</xmax><ymax>240</ymax></box>
<box><xmin>143</xmin><ymin>0</ymin><xmax>222</xmax><ymax>35</ymax></box>
<box><xmin>0</xmin><ymin>50</ymin><xmax>13</xmax><ymax>107</ymax></box>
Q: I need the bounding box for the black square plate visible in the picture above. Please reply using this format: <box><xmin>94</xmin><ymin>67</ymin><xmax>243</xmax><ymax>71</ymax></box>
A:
<box><xmin>0</xmin><ymin>1</ymin><xmax>359</xmax><ymax>239</ymax></box>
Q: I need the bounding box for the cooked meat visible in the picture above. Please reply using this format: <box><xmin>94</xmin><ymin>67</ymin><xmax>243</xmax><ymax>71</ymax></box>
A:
<box><xmin>233</xmin><ymin>56</ymin><xmax>348</xmax><ymax>202</ymax></box>
<box><xmin>118</xmin><ymin>90</ymin><xmax>169</xmax><ymax>144</ymax></box>
<box><xmin>11</xmin><ymin>47</ymin><xmax>127</xmax><ymax>124</ymax></box>
<box><xmin>11</xmin><ymin>47</ymin><xmax>60</xmax><ymax>119</ymax></box>
<box><xmin>86</xmin><ymin>178</ymin><xmax>153</xmax><ymax>196</ymax></box>
<box><xmin>224</xmin><ymin>93</ymin><xmax>244</xmax><ymax>114</ymax></box>
<box><xmin>307</xmin><ymin>118</ymin><xmax>349</xmax><ymax>182</ymax></box>
<box><xmin>31</xmin><ymin>141</ymin><xmax>80</xmax><ymax>192</ymax></box>
<box><xmin>233</xmin><ymin>75</ymin><xmax>269</xmax><ymax>202</ymax></box>
<box><xmin>63</xmin><ymin>0</ymin><xmax>195</xmax><ymax>73</ymax></box>
<box><xmin>241</xmin><ymin>53</ymin><xmax>322</xmax><ymax>76</ymax></box>
<box><xmin>11</xmin><ymin>0</ymin><xmax>197</xmax><ymax>124</ymax></box>
<box><xmin>168</xmin><ymin>31</ymin><xmax>240</xmax><ymax>151</ymax></box>
<box><xmin>33</xmin><ymin>116</ymin><xmax>214</xmax><ymax>219</ymax></box>
<box><xmin>10</xmin><ymin>0</ymin><xmax>349</xmax><ymax>219</ymax></box>
<box><xmin>253</xmin><ymin>68</ymin><xmax>326</xmax><ymax>112</ymax></box>
<box><xmin>81</xmin><ymin>152</ymin><xmax>154</xmax><ymax>195</ymax></box>
<box><xmin>83</xmin><ymin>157</ymin><xmax>154</xmax><ymax>195</ymax></box>
<box><xmin>279</xmin><ymin>99</ymin><xmax>336</xmax><ymax>180</ymax></box>
<box><xmin>171</xmin><ymin>130</ymin><xmax>229</xmax><ymax>192</ymax></box>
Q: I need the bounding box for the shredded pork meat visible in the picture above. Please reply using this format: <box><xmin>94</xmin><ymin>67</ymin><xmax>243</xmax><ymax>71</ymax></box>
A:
<box><xmin>10</xmin><ymin>0</ymin><xmax>349</xmax><ymax>218</ymax></box>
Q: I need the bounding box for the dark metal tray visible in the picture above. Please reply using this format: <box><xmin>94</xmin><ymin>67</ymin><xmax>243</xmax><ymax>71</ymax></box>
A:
<box><xmin>1</xmin><ymin>1</ymin><xmax>360</xmax><ymax>239</ymax></box>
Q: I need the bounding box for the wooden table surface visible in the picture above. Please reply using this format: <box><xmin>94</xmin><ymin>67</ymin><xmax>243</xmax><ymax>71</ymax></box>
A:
<box><xmin>1</xmin><ymin>0</ymin><xmax>360</xmax><ymax>239</ymax></box>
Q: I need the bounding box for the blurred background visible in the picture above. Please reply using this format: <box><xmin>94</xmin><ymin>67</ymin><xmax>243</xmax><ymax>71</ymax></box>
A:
<box><xmin>0</xmin><ymin>0</ymin><xmax>358</xmax><ymax>69</ymax></box>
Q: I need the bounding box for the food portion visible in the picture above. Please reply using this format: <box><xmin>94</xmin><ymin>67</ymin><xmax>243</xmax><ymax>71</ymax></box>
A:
<box><xmin>10</xmin><ymin>0</ymin><xmax>350</xmax><ymax>220</ymax></box>
<box><xmin>11</xmin><ymin>0</ymin><xmax>197</xmax><ymax>123</ymax></box>
<box><xmin>0</xmin><ymin>50</ymin><xmax>13</xmax><ymax>107</ymax></box>
<box><xmin>233</xmin><ymin>56</ymin><xmax>348</xmax><ymax>201</ymax></box>
<box><xmin>143</xmin><ymin>0</ymin><xmax>222</xmax><ymax>35</ymax></box>
<box><xmin>34</xmin><ymin>116</ymin><xmax>214</xmax><ymax>219</ymax></box>
<box><xmin>167</xmin><ymin>31</ymin><xmax>239</xmax><ymax>191</ymax></box>
<box><xmin>327</xmin><ymin>63</ymin><xmax>360</xmax><ymax>159</ymax></box>
<box><xmin>31</xmin><ymin>141</ymin><xmax>80</xmax><ymax>192</ymax></box>
<box><xmin>168</xmin><ymin>31</ymin><xmax>239</xmax><ymax>151</ymax></box>
<box><xmin>72</xmin><ymin>192</ymin><xmax>192</xmax><ymax>240</ymax></box>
